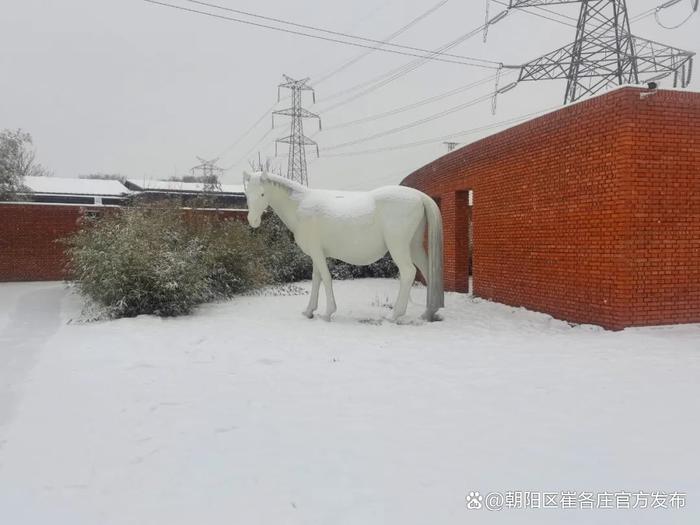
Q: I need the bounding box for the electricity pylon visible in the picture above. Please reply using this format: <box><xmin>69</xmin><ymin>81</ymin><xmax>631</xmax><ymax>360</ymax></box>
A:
<box><xmin>191</xmin><ymin>157</ymin><xmax>223</xmax><ymax>190</ymax></box>
<box><xmin>505</xmin><ymin>0</ymin><xmax>695</xmax><ymax>103</ymax></box>
<box><xmin>273</xmin><ymin>75</ymin><xmax>321</xmax><ymax>186</ymax></box>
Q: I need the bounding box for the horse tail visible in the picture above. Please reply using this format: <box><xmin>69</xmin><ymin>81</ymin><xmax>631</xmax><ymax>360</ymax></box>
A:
<box><xmin>421</xmin><ymin>193</ymin><xmax>444</xmax><ymax>321</ymax></box>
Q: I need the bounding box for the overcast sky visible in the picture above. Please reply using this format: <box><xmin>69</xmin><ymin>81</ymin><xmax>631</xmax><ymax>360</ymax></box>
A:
<box><xmin>1</xmin><ymin>0</ymin><xmax>697</xmax><ymax>189</ymax></box>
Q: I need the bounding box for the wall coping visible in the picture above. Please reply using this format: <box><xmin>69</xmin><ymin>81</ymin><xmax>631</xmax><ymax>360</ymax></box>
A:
<box><xmin>402</xmin><ymin>86</ymin><xmax>700</xmax><ymax>186</ymax></box>
<box><xmin>0</xmin><ymin>201</ymin><xmax>247</xmax><ymax>212</ymax></box>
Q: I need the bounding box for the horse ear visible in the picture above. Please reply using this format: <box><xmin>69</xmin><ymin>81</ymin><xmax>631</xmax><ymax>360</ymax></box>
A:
<box><xmin>242</xmin><ymin>171</ymin><xmax>251</xmax><ymax>189</ymax></box>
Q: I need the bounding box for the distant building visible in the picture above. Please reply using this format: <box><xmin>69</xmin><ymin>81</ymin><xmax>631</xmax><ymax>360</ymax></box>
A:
<box><xmin>8</xmin><ymin>176</ymin><xmax>248</xmax><ymax>209</ymax></box>
<box><xmin>124</xmin><ymin>179</ymin><xmax>246</xmax><ymax>209</ymax></box>
<box><xmin>19</xmin><ymin>176</ymin><xmax>131</xmax><ymax>206</ymax></box>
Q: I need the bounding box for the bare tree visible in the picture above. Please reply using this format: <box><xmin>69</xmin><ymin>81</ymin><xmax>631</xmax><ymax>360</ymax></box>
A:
<box><xmin>0</xmin><ymin>129</ymin><xmax>50</xmax><ymax>199</ymax></box>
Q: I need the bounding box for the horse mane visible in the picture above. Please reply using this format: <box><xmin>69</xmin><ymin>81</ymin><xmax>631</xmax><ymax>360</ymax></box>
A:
<box><xmin>260</xmin><ymin>172</ymin><xmax>307</xmax><ymax>195</ymax></box>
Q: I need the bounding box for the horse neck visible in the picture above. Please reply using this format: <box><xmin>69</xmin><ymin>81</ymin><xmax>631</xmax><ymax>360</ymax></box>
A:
<box><xmin>266</xmin><ymin>184</ymin><xmax>301</xmax><ymax>233</ymax></box>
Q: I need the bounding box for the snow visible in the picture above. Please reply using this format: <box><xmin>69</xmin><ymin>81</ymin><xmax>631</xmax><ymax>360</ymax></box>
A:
<box><xmin>298</xmin><ymin>190</ymin><xmax>378</xmax><ymax>222</ymax></box>
<box><xmin>0</xmin><ymin>279</ymin><xmax>699</xmax><ymax>524</ymax></box>
<box><xmin>21</xmin><ymin>176</ymin><xmax>130</xmax><ymax>196</ymax></box>
<box><xmin>126</xmin><ymin>178</ymin><xmax>244</xmax><ymax>194</ymax></box>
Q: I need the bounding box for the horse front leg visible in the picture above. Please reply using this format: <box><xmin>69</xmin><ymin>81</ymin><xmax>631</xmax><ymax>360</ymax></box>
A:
<box><xmin>303</xmin><ymin>265</ymin><xmax>321</xmax><ymax>318</ymax></box>
<box><xmin>311</xmin><ymin>254</ymin><xmax>337</xmax><ymax>321</ymax></box>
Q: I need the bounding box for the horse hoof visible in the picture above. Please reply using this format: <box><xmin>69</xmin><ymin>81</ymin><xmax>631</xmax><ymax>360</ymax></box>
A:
<box><xmin>302</xmin><ymin>310</ymin><xmax>314</xmax><ymax>319</ymax></box>
<box><xmin>421</xmin><ymin>311</ymin><xmax>443</xmax><ymax>322</ymax></box>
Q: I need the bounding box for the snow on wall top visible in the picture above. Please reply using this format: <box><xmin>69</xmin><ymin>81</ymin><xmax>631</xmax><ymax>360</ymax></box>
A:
<box><xmin>22</xmin><ymin>176</ymin><xmax>130</xmax><ymax>196</ymax></box>
<box><xmin>126</xmin><ymin>179</ymin><xmax>244</xmax><ymax>194</ymax></box>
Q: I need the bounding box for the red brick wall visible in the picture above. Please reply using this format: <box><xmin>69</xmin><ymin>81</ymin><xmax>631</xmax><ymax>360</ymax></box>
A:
<box><xmin>0</xmin><ymin>203</ymin><xmax>246</xmax><ymax>282</ymax></box>
<box><xmin>622</xmin><ymin>90</ymin><xmax>700</xmax><ymax>327</ymax></box>
<box><xmin>402</xmin><ymin>87</ymin><xmax>700</xmax><ymax>330</ymax></box>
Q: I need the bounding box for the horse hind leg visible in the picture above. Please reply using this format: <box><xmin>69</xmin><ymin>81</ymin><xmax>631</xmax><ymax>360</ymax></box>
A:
<box><xmin>388</xmin><ymin>244</ymin><xmax>417</xmax><ymax>321</ymax></box>
<box><xmin>410</xmin><ymin>234</ymin><xmax>429</xmax><ymax>285</ymax></box>
<box><xmin>410</xmin><ymin>222</ymin><xmax>436</xmax><ymax>320</ymax></box>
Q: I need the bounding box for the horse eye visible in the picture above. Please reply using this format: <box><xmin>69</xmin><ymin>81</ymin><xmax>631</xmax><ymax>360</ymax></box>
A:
<box><xmin>261</xmin><ymin>193</ymin><xmax>265</xmax><ymax>197</ymax></box>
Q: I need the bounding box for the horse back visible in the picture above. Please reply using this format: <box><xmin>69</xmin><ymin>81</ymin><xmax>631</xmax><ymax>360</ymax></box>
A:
<box><xmin>297</xmin><ymin>189</ymin><xmax>377</xmax><ymax>225</ymax></box>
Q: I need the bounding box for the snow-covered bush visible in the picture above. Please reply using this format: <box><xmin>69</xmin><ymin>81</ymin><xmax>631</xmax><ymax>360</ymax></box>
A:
<box><xmin>329</xmin><ymin>255</ymin><xmax>398</xmax><ymax>280</ymax></box>
<box><xmin>254</xmin><ymin>214</ymin><xmax>313</xmax><ymax>282</ymax></box>
<box><xmin>65</xmin><ymin>204</ymin><xmax>269</xmax><ymax>318</ymax></box>
<box><xmin>197</xmin><ymin>217</ymin><xmax>270</xmax><ymax>297</ymax></box>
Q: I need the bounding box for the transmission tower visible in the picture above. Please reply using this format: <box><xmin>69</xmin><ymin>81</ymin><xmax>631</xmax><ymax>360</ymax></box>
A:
<box><xmin>273</xmin><ymin>75</ymin><xmax>321</xmax><ymax>186</ymax></box>
<box><xmin>504</xmin><ymin>0</ymin><xmax>695</xmax><ymax>104</ymax></box>
<box><xmin>191</xmin><ymin>156</ymin><xmax>223</xmax><ymax>179</ymax></box>
<box><xmin>190</xmin><ymin>157</ymin><xmax>223</xmax><ymax>190</ymax></box>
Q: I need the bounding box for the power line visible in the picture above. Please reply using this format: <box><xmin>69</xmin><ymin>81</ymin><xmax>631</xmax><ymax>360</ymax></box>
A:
<box><xmin>224</xmin><ymin>126</ymin><xmax>276</xmax><ymax>171</ymax></box>
<box><xmin>143</xmin><ymin>0</ymin><xmax>499</xmax><ymax>68</ymax></box>
<box><xmin>316</xmin><ymin>22</ymin><xmax>496</xmax><ymax>114</ymax></box>
<box><xmin>329</xmin><ymin>165</ymin><xmax>423</xmax><ymax>191</ymax></box>
<box><xmin>312</xmin><ymin>0</ymin><xmax>454</xmax><ymax>86</ymax></box>
<box><xmin>318</xmin><ymin>105</ymin><xmax>559</xmax><ymax>158</ymax></box>
<box><xmin>323</xmin><ymin>71</ymin><xmax>510</xmax><ymax>131</ymax></box>
<box><xmin>320</xmin><ymin>23</ymin><xmax>494</xmax><ymax>105</ymax></box>
<box><xmin>492</xmin><ymin>0</ymin><xmax>577</xmax><ymax>26</ymax></box>
<box><xmin>184</xmin><ymin>0</ymin><xmax>492</xmax><ymax>66</ymax></box>
<box><xmin>324</xmin><ymin>90</ymin><xmax>500</xmax><ymax>151</ymax></box>
<box><xmin>216</xmin><ymin>99</ymin><xmax>280</xmax><ymax>158</ymax></box>
<box><xmin>654</xmin><ymin>0</ymin><xmax>698</xmax><ymax>29</ymax></box>
<box><xmin>631</xmin><ymin>5</ymin><xmax>667</xmax><ymax>22</ymax></box>
<box><xmin>516</xmin><ymin>2</ymin><xmax>578</xmax><ymax>22</ymax></box>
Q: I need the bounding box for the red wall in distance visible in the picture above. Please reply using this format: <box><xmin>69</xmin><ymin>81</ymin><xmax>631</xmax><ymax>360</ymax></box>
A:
<box><xmin>0</xmin><ymin>203</ymin><xmax>246</xmax><ymax>282</ymax></box>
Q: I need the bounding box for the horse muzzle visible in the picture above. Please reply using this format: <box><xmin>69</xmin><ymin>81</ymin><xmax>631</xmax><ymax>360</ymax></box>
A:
<box><xmin>247</xmin><ymin>213</ymin><xmax>261</xmax><ymax>228</ymax></box>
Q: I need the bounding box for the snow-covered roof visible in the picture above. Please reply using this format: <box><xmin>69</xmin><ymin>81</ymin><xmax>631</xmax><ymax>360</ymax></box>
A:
<box><xmin>22</xmin><ymin>176</ymin><xmax>130</xmax><ymax>196</ymax></box>
<box><xmin>126</xmin><ymin>179</ymin><xmax>244</xmax><ymax>194</ymax></box>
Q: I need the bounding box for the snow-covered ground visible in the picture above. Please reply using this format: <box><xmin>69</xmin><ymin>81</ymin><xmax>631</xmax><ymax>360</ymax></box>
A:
<box><xmin>1</xmin><ymin>279</ymin><xmax>698</xmax><ymax>525</ymax></box>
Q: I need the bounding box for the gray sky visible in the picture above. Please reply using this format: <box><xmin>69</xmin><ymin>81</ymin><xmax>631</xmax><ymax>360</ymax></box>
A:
<box><xmin>1</xmin><ymin>0</ymin><xmax>697</xmax><ymax>190</ymax></box>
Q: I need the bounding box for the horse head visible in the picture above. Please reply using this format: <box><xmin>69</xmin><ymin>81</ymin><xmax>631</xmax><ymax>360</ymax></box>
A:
<box><xmin>242</xmin><ymin>171</ymin><xmax>270</xmax><ymax>228</ymax></box>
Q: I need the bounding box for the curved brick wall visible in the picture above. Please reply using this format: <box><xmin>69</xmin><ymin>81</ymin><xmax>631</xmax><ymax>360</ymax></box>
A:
<box><xmin>402</xmin><ymin>87</ymin><xmax>700</xmax><ymax>330</ymax></box>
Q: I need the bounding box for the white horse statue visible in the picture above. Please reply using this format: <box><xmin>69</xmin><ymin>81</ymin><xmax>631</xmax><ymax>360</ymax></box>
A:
<box><xmin>243</xmin><ymin>171</ymin><xmax>444</xmax><ymax>322</ymax></box>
